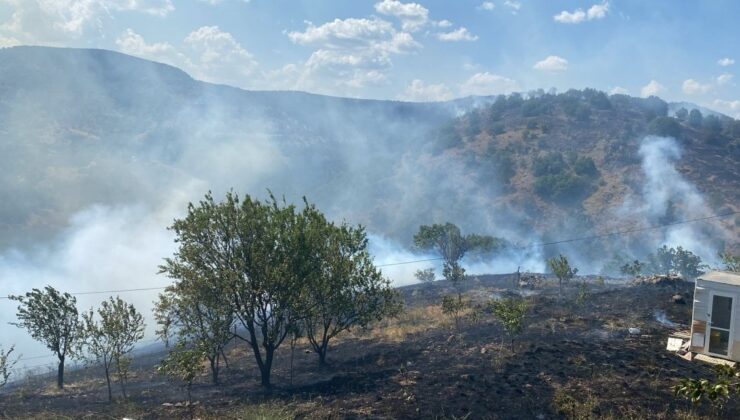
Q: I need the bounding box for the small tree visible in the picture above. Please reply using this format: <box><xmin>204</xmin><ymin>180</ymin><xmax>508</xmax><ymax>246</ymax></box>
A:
<box><xmin>302</xmin><ymin>221</ymin><xmax>401</xmax><ymax>366</ymax></box>
<box><xmin>10</xmin><ymin>286</ymin><xmax>80</xmax><ymax>389</ymax></box>
<box><xmin>81</xmin><ymin>296</ymin><xmax>145</xmax><ymax>402</ymax></box>
<box><xmin>158</xmin><ymin>342</ymin><xmax>206</xmax><ymax>410</ymax></box>
<box><xmin>490</xmin><ymin>297</ymin><xmax>529</xmax><ymax>350</ymax></box>
<box><xmin>441</xmin><ymin>294</ymin><xmax>468</xmax><ymax>330</ymax></box>
<box><xmin>620</xmin><ymin>260</ymin><xmax>644</xmax><ymax>277</ymax></box>
<box><xmin>414</xmin><ymin>268</ymin><xmax>436</xmax><ymax>283</ymax></box>
<box><xmin>648</xmin><ymin>245</ymin><xmax>676</xmax><ymax>276</ymax></box>
<box><xmin>674</xmin><ymin>246</ymin><xmax>707</xmax><ymax>280</ymax></box>
<box><xmin>719</xmin><ymin>251</ymin><xmax>739</xmax><ymax>272</ymax></box>
<box><xmin>0</xmin><ymin>345</ymin><xmax>19</xmax><ymax>388</ymax></box>
<box><xmin>547</xmin><ymin>254</ymin><xmax>578</xmax><ymax>297</ymax></box>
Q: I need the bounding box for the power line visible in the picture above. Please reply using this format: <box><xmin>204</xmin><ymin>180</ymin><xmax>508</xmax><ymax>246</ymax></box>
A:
<box><xmin>0</xmin><ymin>210</ymin><xmax>736</xmax><ymax>300</ymax></box>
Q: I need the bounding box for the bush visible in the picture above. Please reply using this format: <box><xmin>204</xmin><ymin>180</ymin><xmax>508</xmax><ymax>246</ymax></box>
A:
<box><xmin>534</xmin><ymin>173</ymin><xmax>592</xmax><ymax>203</ymax></box>
<box><xmin>648</xmin><ymin>116</ymin><xmax>681</xmax><ymax>138</ymax></box>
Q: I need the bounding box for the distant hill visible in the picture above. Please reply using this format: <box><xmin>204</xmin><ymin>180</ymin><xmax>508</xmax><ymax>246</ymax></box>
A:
<box><xmin>0</xmin><ymin>46</ymin><xmax>737</xmax><ymax>270</ymax></box>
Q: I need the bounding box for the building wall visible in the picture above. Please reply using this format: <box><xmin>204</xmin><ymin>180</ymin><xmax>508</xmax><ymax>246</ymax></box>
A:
<box><xmin>691</xmin><ymin>279</ymin><xmax>740</xmax><ymax>361</ymax></box>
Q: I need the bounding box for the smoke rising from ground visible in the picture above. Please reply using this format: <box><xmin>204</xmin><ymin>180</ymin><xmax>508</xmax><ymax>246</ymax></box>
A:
<box><xmin>0</xmin><ymin>48</ymin><xmax>734</xmax><ymax>365</ymax></box>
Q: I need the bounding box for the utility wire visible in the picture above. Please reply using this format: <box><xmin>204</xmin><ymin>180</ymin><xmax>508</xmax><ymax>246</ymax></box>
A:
<box><xmin>0</xmin><ymin>210</ymin><xmax>736</xmax><ymax>300</ymax></box>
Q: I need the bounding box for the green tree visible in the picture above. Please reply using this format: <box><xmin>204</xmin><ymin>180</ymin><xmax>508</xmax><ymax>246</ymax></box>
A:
<box><xmin>489</xmin><ymin>297</ymin><xmax>529</xmax><ymax>350</ymax></box>
<box><xmin>164</xmin><ymin>192</ymin><xmax>318</xmax><ymax>388</ymax></box>
<box><xmin>441</xmin><ymin>294</ymin><xmax>468</xmax><ymax>330</ymax></box>
<box><xmin>0</xmin><ymin>345</ymin><xmax>18</xmax><ymax>388</ymax></box>
<box><xmin>620</xmin><ymin>260</ymin><xmax>644</xmax><ymax>277</ymax></box>
<box><xmin>673</xmin><ymin>246</ymin><xmax>707</xmax><ymax>280</ymax></box>
<box><xmin>547</xmin><ymin>254</ymin><xmax>578</xmax><ymax>297</ymax></box>
<box><xmin>413</xmin><ymin>223</ymin><xmax>497</xmax><ymax>288</ymax></box>
<box><xmin>675</xmin><ymin>107</ymin><xmax>688</xmax><ymax>120</ymax></box>
<box><xmin>154</xmin><ymin>273</ymin><xmax>234</xmax><ymax>384</ymax></box>
<box><xmin>688</xmin><ymin>109</ymin><xmax>703</xmax><ymax>127</ymax></box>
<box><xmin>719</xmin><ymin>251</ymin><xmax>739</xmax><ymax>272</ymax></box>
<box><xmin>10</xmin><ymin>286</ymin><xmax>80</xmax><ymax>389</ymax></box>
<box><xmin>302</xmin><ymin>221</ymin><xmax>401</xmax><ymax>366</ymax></box>
<box><xmin>158</xmin><ymin>342</ymin><xmax>206</xmax><ymax>409</ymax></box>
<box><xmin>648</xmin><ymin>245</ymin><xmax>676</xmax><ymax>276</ymax></box>
<box><xmin>414</xmin><ymin>268</ymin><xmax>436</xmax><ymax>283</ymax></box>
<box><xmin>81</xmin><ymin>296</ymin><xmax>145</xmax><ymax>402</ymax></box>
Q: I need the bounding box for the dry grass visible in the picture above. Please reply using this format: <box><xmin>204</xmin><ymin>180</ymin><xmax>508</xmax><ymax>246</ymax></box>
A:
<box><xmin>359</xmin><ymin>304</ymin><xmax>456</xmax><ymax>342</ymax></box>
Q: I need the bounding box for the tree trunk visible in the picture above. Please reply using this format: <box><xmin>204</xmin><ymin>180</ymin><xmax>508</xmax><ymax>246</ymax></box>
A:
<box><xmin>105</xmin><ymin>366</ymin><xmax>112</xmax><ymax>403</ymax></box>
<box><xmin>260</xmin><ymin>352</ymin><xmax>273</xmax><ymax>389</ymax></box>
<box><xmin>57</xmin><ymin>358</ymin><xmax>65</xmax><ymax>389</ymax></box>
<box><xmin>318</xmin><ymin>346</ymin><xmax>327</xmax><ymax>367</ymax></box>
<box><xmin>116</xmin><ymin>359</ymin><xmax>128</xmax><ymax>399</ymax></box>
<box><xmin>209</xmin><ymin>356</ymin><xmax>219</xmax><ymax>384</ymax></box>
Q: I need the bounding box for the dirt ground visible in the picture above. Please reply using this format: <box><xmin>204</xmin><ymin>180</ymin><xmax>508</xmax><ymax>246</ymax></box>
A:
<box><xmin>1</xmin><ymin>274</ymin><xmax>736</xmax><ymax>419</ymax></box>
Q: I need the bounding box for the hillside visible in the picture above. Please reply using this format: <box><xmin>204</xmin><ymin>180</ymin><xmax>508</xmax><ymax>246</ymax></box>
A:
<box><xmin>0</xmin><ymin>46</ymin><xmax>737</xmax><ymax>271</ymax></box>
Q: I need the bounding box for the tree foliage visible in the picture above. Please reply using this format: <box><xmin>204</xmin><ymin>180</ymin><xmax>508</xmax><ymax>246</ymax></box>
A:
<box><xmin>10</xmin><ymin>286</ymin><xmax>80</xmax><ymax>389</ymax></box>
<box><xmin>674</xmin><ymin>364</ymin><xmax>740</xmax><ymax>408</ymax></box>
<box><xmin>719</xmin><ymin>251</ymin><xmax>739</xmax><ymax>272</ymax></box>
<box><xmin>547</xmin><ymin>254</ymin><xmax>578</xmax><ymax>296</ymax></box>
<box><xmin>414</xmin><ymin>268</ymin><xmax>436</xmax><ymax>283</ymax></box>
<box><xmin>0</xmin><ymin>345</ymin><xmax>18</xmax><ymax>388</ymax></box>
<box><xmin>620</xmin><ymin>260</ymin><xmax>644</xmax><ymax>277</ymax></box>
<box><xmin>158</xmin><ymin>342</ymin><xmax>206</xmax><ymax>407</ymax></box>
<box><xmin>489</xmin><ymin>297</ymin><xmax>529</xmax><ymax>350</ymax></box>
<box><xmin>413</xmin><ymin>222</ymin><xmax>497</xmax><ymax>287</ymax></box>
<box><xmin>301</xmin><ymin>220</ymin><xmax>401</xmax><ymax>366</ymax></box>
<box><xmin>81</xmin><ymin>296</ymin><xmax>145</xmax><ymax>402</ymax></box>
<box><xmin>646</xmin><ymin>245</ymin><xmax>707</xmax><ymax>279</ymax></box>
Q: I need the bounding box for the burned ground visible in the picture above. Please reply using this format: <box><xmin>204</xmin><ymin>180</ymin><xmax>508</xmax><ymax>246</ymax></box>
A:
<box><xmin>1</xmin><ymin>275</ymin><xmax>735</xmax><ymax>419</ymax></box>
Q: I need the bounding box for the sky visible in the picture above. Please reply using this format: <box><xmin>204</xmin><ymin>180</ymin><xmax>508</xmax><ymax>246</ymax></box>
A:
<box><xmin>0</xmin><ymin>0</ymin><xmax>738</xmax><ymax>117</ymax></box>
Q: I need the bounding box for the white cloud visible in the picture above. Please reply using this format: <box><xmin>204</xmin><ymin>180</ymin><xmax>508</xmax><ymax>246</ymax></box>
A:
<box><xmin>287</xmin><ymin>17</ymin><xmax>419</xmax><ymax>92</ymax></box>
<box><xmin>717</xmin><ymin>57</ymin><xmax>735</xmax><ymax>67</ymax></box>
<box><xmin>374</xmin><ymin>0</ymin><xmax>429</xmax><ymax>32</ymax></box>
<box><xmin>609</xmin><ymin>86</ymin><xmax>629</xmax><ymax>95</ymax></box>
<box><xmin>713</xmin><ymin>99</ymin><xmax>740</xmax><ymax>118</ymax></box>
<box><xmin>115</xmin><ymin>28</ymin><xmax>179</xmax><ymax>62</ymax></box>
<box><xmin>437</xmin><ymin>27</ymin><xmax>478</xmax><ymax>42</ymax></box>
<box><xmin>554</xmin><ymin>2</ymin><xmax>609</xmax><ymax>24</ymax></box>
<box><xmin>503</xmin><ymin>1</ymin><xmax>521</xmax><ymax>13</ymax></box>
<box><xmin>115</xmin><ymin>26</ymin><xmax>257</xmax><ymax>88</ymax></box>
<box><xmin>716</xmin><ymin>73</ymin><xmax>733</xmax><ymax>86</ymax></box>
<box><xmin>459</xmin><ymin>72</ymin><xmax>519</xmax><ymax>96</ymax></box>
<box><xmin>479</xmin><ymin>2</ymin><xmax>495</xmax><ymax>11</ymax></box>
<box><xmin>0</xmin><ymin>34</ymin><xmax>20</xmax><ymax>47</ymax></box>
<box><xmin>0</xmin><ymin>0</ymin><xmax>174</xmax><ymax>44</ymax></box>
<box><xmin>198</xmin><ymin>0</ymin><xmax>250</xmax><ymax>4</ymax></box>
<box><xmin>682</xmin><ymin>78</ymin><xmax>711</xmax><ymax>95</ymax></box>
<box><xmin>640</xmin><ymin>80</ymin><xmax>665</xmax><ymax>97</ymax></box>
<box><xmin>533</xmin><ymin>55</ymin><xmax>568</xmax><ymax>72</ymax></box>
<box><xmin>436</xmin><ymin>19</ymin><xmax>452</xmax><ymax>28</ymax></box>
<box><xmin>398</xmin><ymin>79</ymin><xmax>454</xmax><ymax>102</ymax></box>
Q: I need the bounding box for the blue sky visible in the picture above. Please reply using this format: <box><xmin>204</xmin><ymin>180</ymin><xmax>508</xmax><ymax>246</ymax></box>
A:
<box><xmin>0</xmin><ymin>1</ymin><xmax>738</xmax><ymax>116</ymax></box>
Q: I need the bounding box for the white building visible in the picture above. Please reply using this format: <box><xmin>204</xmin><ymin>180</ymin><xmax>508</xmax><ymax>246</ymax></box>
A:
<box><xmin>690</xmin><ymin>271</ymin><xmax>740</xmax><ymax>361</ymax></box>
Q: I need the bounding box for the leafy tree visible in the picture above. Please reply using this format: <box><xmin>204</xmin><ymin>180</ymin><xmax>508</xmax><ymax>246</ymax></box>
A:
<box><xmin>413</xmin><ymin>223</ymin><xmax>497</xmax><ymax>288</ymax></box>
<box><xmin>10</xmin><ymin>286</ymin><xmax>80</xmax><ymax>389</ymax></box>
<box><xmin>164</xmin><ymin>192</ymin><xmax>319</xmax><ymax>388</ymax></box>
<box><xmin>414</xmin><ymin>268</ymin><xmax>436</xmax><ymax>283</ymax></box>
<box><xmin>688</xmin><ymin>109</ymin><xmax>703</xmax><ymax>128</ymax></box>
<box><xmin>648</xmin><ymin>245</ymin><xmax>676</xmax><ymax>276</ymax></box>
<box><xmin>489</xmin><ymin>297</ymin><xmax>529</xmax><ymax>350</ymax></box>
<box><xmin>0</xmin><ymin>345</ymin><xmax>18</xmax><ymax>388</ymax></box>
<box><xmin>158</xmin><ymin>342</ymin><xmax>206</xmax><ymax>409</ymax></box>
<box><xmin>673</xmin><ymin>246</ymin><xmax>707</xmax><ymax>280</ymax></box>
<box><xmin>675</xmin><ymin>107</ymin><xmax>688</xmax><ymax>120</ymax></box>
<box><xmin>441</xmin><ymin>294</ymin><xmax>468</xmax><ymax>330</ymax></box>
<box><xmin>620</xmin><ymin>260</ymin><xmax>644</xmax><ymax>277</ymax></box>
<box><xmin>547</xmin><ymin>254</ymin><xmax>578</xmax><ymax>297</ymax></box>
<box><xmin>703</xmin><ymin>114</ymin><xmax>723</xmax><ymax>133</ymax></box>
<box><xmin>154</xmin><ymin>272</ymin><xmax>234</xmax><ymax>384</ymax></box>
<box><xmin>80</xmin><ymin>296</ymin><xmax>145</xmax><ymax>402</ymax></box>
<box><xmin>719</xmin><ymin>251</ymin><xmax>739</xmax><ymax>272</ymax></box>
<box><xmin>648</xmin><ymin>116</ymin><xmax>681</xmax><ymax>138</ymax></box>
<box><xmin>301</xmin><ymin>221</ymin><xmax>401</xmax><ymax>366</ymax></box>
